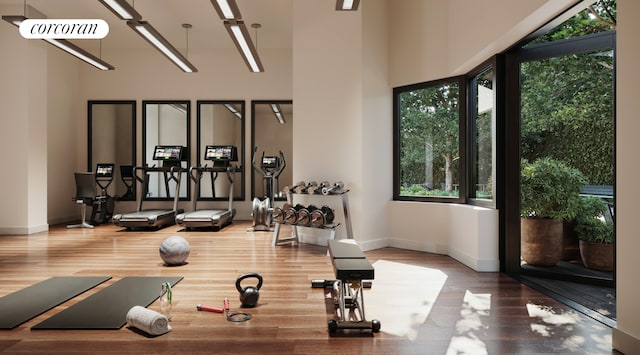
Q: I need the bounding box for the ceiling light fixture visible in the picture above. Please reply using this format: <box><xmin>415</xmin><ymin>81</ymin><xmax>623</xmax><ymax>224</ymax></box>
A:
<box><xmin>271</xmin><ymin>104</ymin><xmax>285</xmax><ymax>124</ymax></box>
<box><xmin>223</xmin><ymin>20</ymin><xmax>263</xmax><ymax>73</ymax></box>
<box><xmin>98</xmin><ymin>0</ymin><xmax>142</xmax><ymax>20</ymax></box>
<box><xmin>127</xmin><ymin>20</ymin><xmax>198</xmax><ymax>73</ymax></box>
<box><xmin>224</xmin><ymin>104</ymin><xmax>242</xmax><ymax>118</ymax></box>
<box><xmin>336</xmin><ymin>0</ymin><xmax>360</xmax><ymax>11</ymax></box>
<box><xmin>2</xmin><ymin>15</ymin><xmax>114</xmax><ymax>70</ymax></box>
<box><xmin>210</xmin><ymin>0</ymin><xmax>242</xmax><ymax>20</ymax></box>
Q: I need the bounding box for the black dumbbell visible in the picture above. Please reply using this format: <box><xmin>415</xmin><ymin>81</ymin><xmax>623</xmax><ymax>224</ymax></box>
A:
<box><xmin>296</xmin><ymin>205</ymin><xmax>318</xmax><ymax>226</ymax></box>
<box><xmin>284</xmin><ymin>204</ymin><xmax>305</xmax><ymax>224</ymax></box>
<box><xmin>310</xmin><ymin>205</ymin><xmax>335</xmax><ymax>227</ymax></box>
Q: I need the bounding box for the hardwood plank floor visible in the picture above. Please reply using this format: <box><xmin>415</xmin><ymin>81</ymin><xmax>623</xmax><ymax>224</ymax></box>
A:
<box><xmin>0</xmin><ymin>222</ymin><xmax>615</xmax><ymax>354</ymax></box>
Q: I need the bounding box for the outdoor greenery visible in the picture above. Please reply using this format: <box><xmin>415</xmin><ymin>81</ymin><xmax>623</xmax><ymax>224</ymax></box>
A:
<box><xmin>397</xmin><ymin>1</ymin><xmax>615</xmax><ymax>198</ymax></box>
<box><xmin>520</xmin><ymin>158</ymin><xmax>586</xmax><ymax>220</ymax></box>
<box><xmin>574</xmin><ymin>196</ymin><xmax>614</xmax><ymax>244</ymax></box>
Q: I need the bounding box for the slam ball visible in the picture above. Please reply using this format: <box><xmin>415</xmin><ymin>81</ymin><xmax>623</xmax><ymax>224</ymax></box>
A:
<box><xmin>159</xmin><ymin>236</ymin><xmax>190</xmax><ymax>266</ymax></box>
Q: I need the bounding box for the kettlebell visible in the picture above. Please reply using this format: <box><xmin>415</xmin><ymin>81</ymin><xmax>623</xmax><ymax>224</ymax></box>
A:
<box><xmin>236</xmin><ymin>272</ymin><xmax>263</xmax><ymax>308</ymax></box>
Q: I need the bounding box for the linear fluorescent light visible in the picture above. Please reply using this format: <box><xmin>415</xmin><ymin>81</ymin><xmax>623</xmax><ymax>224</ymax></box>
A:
<box><xmin>336</xmin><ymin>0</ymin><xmax>360</xmax><ymax>11</ymax></box>
<box><xmin>99</xmin><ymin>0</ymin><xmax>142</xmax><ymax>20</ymax></box>
<box><xmin>224</xmin><ymin>103</ymin><xmax>242</xmax><ymax>118</ymax></box>
<box><xmin>223</xmin><ymin>20</ymin><xmax>263</xmax><ymax>73</ymax></box>
<box><xmin>127</xmin><ymin>20</ymin><xmax>197</xmax><ymax>73</ymax></box>
<box><xmin>210</xmin><ymin>0</ymin><xmax>242</xmax><ymax>20</ymax></box>
<box><xmin>2</xmin><ymin>15</ymin><xmax>114</xmax><ymax>70</ymax></box>
<box><xmin>271</xmin><ymin>104</ymin><xmax>285</xmax><ymax>124</ymax></box>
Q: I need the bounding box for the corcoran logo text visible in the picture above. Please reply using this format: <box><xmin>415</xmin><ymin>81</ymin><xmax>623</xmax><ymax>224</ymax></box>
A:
<box><xmin>19</xmin><ymin>19</ymin><xmax>109</xmax><ymax>39</ymax></box>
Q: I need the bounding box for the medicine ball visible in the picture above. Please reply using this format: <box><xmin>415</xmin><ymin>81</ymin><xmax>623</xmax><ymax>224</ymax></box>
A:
<box><xmin>159</xmin><ymin>235</ymin><xmax>190</xmax><ymax>266</ymax></box>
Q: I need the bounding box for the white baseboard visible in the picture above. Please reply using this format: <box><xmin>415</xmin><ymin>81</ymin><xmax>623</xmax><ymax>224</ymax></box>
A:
<box><xmin>0</xmin><ymin>224</ymin><xmax>49</xmax><ymax>235</ymax></box>
<box><xmin>613</xmin><ymin>327</ymin><xmax>640</xmax><ymax>354</ymax></box>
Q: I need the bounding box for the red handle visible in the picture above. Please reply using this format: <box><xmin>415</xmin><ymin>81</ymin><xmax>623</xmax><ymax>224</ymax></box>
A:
<box><xmin>224</xmin><ymin>298</ymin><xmax>230</xmax><ymax>311</ymax></box>
<box><xmin>196</xmin><ymin>304</ymin><xmax>224</xmax><ymax>313</ymax></box>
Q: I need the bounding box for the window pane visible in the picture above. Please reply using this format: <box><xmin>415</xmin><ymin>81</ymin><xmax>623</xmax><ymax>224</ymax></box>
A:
<box><xmin>397</xmin><ymin>80</ymin><xmax>460</xmax><ymax>198</ymax></box>
<box><xmin>473</xmin><ymin>68</ymin><xmax>494</xmax><ymax>201</ymax></box>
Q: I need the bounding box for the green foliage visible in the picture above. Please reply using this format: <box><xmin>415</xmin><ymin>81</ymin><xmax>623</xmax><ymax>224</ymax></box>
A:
<box><xmin>400</xmin><ymin>184</ymin><xmax>458</xmax><ymax>198</ymax></box>
<box><xmin>573</xmin><ymin>196</ymin><xmax>614</xmax><ymax>244</ymax></box>
<box><xmin>520</xmin><ymin>158</ymin><xmax>586</xmax><ymax>220</ymax></box>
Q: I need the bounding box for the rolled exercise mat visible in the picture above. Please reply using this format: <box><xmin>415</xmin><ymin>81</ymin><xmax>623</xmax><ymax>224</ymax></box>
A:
<box><xmin>126</xmin><ymin>305</ymin><xmax>171</xmax><ymax>336</ymax></box>
<box><xmin>31</xmin><ymin>276</ymin><xmax>182</xmax><ymax>330</ymax></box>
<box><xmin>0</xmin><ymin>276</ymin><xmax>111</xmax><ymax>329</ymax></box>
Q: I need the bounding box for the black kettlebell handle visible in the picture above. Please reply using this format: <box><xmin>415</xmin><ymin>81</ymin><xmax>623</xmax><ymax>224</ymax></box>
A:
<box><xmin>236</xmin><ymin>272</ymin><xmax>263</xmax><ymax>293</ymax></box>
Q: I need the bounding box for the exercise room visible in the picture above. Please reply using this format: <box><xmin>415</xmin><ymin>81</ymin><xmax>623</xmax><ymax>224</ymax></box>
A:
<box><xmin>0</xmin><ymin>0</ymin><xmax>638</xmax><ymax>354</ymax></box>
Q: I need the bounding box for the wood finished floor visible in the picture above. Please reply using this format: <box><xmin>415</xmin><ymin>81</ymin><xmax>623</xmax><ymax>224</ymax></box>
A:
<box><xmin>0</xmin><ymin>221</ymin><xmax>615</xmax><ymax>354</ymax></box>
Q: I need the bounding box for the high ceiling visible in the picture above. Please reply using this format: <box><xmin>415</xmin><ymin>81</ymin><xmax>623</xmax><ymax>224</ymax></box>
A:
<box><xmin>0</xmin><ymin>0</ymin><xmax>293</xmax><ymax>55</ymax></box>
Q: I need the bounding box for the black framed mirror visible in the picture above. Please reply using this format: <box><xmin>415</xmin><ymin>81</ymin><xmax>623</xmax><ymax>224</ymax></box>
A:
<box><xmin>142</xmin><ymin>100</ymin><xmax>191</xmax><ymax>200</ymax></box>
<box><xmin>88</xmin><ymin>100</ymin><xmax>136</xmax><ymax>201</ymax></box>
<box><xmin>251</xmin><ymin>100</ymin><xmax>293</xmax><ymax>200</ymax></box>
<box><xmin>197</xmin><ymin>100</ymin><xmax>245</xmax><ymax>201</ymax></box>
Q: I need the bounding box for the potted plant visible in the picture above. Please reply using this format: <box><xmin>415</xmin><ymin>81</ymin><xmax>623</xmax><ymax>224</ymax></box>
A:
<box><xmin>574</xmin><ymin>196</ymin><xmax>614</xmax><ymax>271</ymax></box>
<box><xmin>520</xmin><ymin>158</ymin><xmax>585</xmax><ymax>266</ymax></box>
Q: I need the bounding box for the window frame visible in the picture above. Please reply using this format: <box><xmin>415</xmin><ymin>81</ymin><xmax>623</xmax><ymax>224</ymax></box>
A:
<box><xmin>393</xmin><ymin>75</ymin><xmax>467</xmax><ymax>203</ymax></box>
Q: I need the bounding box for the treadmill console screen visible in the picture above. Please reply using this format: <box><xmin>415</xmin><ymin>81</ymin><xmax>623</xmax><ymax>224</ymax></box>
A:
<box><xmin>95</xmin><ymin>164</ymin><xmax>114</xmax><ymax>178</ymax></box>
<box><xmin>205</xmin><ymin>145</ymin><xmax>237</xmax><ymax>161</ymax></box>
<box><xmin>153</xmin><ymin>145</ymin><xmax>184</xmax><ymax>161</ymax></box>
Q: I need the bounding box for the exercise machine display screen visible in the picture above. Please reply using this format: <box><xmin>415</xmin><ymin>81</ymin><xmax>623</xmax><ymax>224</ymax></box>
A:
<box><xmin>96</xmin><ymin>164</ymin><xmax>114</xmax><ymax>178</ymax></box>
<box><xmin>205</xmin><ymin>145</ymin><xmax>237</xmax><ymax>161</ymax></box>
<box><xmin>153</xmin><ymin>145</ymin><xmax>184</xmax><ymax>161</ymax></box>
<box><xmin>262</xmin><ymin>156</ymin><xmax>279</xmax><ymax>169</ymax></box>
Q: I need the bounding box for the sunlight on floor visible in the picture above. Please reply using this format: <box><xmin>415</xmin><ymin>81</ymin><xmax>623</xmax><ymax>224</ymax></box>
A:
<box><xmin>367</xmin><ymin>259</ymin><xmax>447</xmax><ymax>340</ymax></box>
<box><xmin>445</xmin><ymin>290</ymin><xmax>491</xmax><ymax>355</ymax></box>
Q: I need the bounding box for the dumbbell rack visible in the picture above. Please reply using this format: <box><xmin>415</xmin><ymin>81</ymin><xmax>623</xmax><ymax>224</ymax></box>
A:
<box><xmin>272</xmin><ymin>189</ymin><xmax>353</xmax><ymax>246</ymax></box>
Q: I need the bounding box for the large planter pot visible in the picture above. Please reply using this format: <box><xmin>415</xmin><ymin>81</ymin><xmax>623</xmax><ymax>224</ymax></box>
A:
<box><xmin>579</xmin><ymin>240</ymin><xmax>614</xmax><ymax>272</ymax></box>
<box><xmin>521</xmin><ymin>217</ymin><xmax>563</xmax><ymax>266</ymax></box>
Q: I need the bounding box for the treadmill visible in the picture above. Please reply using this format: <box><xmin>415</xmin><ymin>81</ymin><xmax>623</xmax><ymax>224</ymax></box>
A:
<box><xmin>112</xmin><ymin>145</ymin><xmax>186</xmax><ymax>230</ymax></box>
<box><xmin>176</xmin><ymin>145</ymin><xmax>238</xmax><ymax>230</ymax></box>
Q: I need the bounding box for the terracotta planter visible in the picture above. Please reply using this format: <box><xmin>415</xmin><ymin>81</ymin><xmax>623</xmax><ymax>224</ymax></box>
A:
<box><xmin>579</xmin><ymin>240</ymin><xmax>614</xmax><ymax>272</ymax></box>
<box><xmin>521</xmin><ymin>217</ymin><xmax>563</xmax><ymax>266</ymax></box>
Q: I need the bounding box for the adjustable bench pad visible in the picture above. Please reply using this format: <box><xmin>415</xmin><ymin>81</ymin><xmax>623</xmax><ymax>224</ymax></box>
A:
<box><xmin>328</xmin><ymin>240</ymin><xmax>365</xmax><ymax>259</ymax></box>
<box><xmin>333</xmin><ymin>258</ymin><xmax>374</xmax><ymax>280</ymax></box>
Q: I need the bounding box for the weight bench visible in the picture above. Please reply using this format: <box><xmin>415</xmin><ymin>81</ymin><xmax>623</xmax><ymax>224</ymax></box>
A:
<box><xmin>322</xmin><ymin>239</ymin><xmax>380</xmax><ymax>333</ymax></box>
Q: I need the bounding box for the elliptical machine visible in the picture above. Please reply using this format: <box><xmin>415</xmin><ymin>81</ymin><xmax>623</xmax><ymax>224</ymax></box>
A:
<box><xmin>90</xmin><ymin>163</ymin><xmax>115</xmax><ymax>225</ymax></box>
<box><xmin>248</xmin><ymin>147</ymin><xmax>286</xmax><ymax>232</ymax></box>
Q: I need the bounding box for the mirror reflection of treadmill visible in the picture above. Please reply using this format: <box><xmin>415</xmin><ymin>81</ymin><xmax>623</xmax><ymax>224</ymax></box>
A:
<box><xmin>112</xmin><ymin>145</ymin><xmax>186</xmax><ymax>230</ymax></box>
<box><xmin>175</xmin><ymin>145</ymin><xmax>237</xmax><ymax>230</ymax></box>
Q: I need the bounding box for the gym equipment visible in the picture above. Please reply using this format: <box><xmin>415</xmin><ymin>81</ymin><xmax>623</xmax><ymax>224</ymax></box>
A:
<box><xmin>284</xmin><ymin>204</ymin><xmax>305</xmax><ymax>224</ymax></box>
<box><xmin>272</xmin><ymin>205</ymin><xmax>286</xmax><ymax>224</ymax></box>
<box><xmin>176</xmin><ymin>145</ymin><xmax>238</xmax><ymax>230</ymax></box>
<box><xmin>0</xmin><ymin>276</ymin><xmax>111</xmax><ymax>329</ymax></box>
<box><xmin>112</xmin><ymin>146</ymin><xmax>186</xmax><ymax>230</ymax></box>
<box><xmin>225</xmin><ymin>298</ymin><xmax>252</xmax><ymax>322</ymax></box>
<box><xmin>90</xmin><ymin>163</ymin><xmax>115</xmax><ymax>225</ymax></box>
<box><xmin>296</xmin><ymin>205</ymin><xmax>318</xmax><ymax>226</ymax></box>
<box><xmin>32</xmin><ymin>276</ymin><xmax>183</xmax><ymax>330</ymax></box>
<box><xmin>310</xmin><ymin>181</ymin><xmax>330</xmax><ymax>194</ymax></box>
<box><xmin>67</xmin><ymin>172</ymin><xmax>100</xmax><ymax>229</ymax></box>
<box><xmin>235</xmin><ymin>272</ymin><xmax>263</xmax><ymax>308</ymax></box>
<box><xmin>322</xmin><ymin>181</ymin><xmax>345</xmax><ymax>195</ymax></box>
<box><xmin>311</xmin><ymin>279</ymin><xmax>372</xmax><ymax>289</ymax></box>
<box><xmin>294</xmin><ymin>181</ymin><xmax>317</xmax><ymax>194</ymax></box>
<box><xmin>159</xmin><ymin>235</ymin><xmax>190</xmax><ymax>266</ymax></box>
<box><xmin>310</xmin><ymin>205</ymin><xmax>335</xmax><ymax>227</ymax></box>
<box><xmin>248</xmin><ymin>147</ymin><xmax>286</xmax><ymax>232</ymax></box>
<box><xmin>324</xmin><ymin>240</ymin><xmax>380</xmax><ymax>334</ymax></box>
<box><xmin>118</xmin><ymin>165</ymin><xmax>136</xmax><ymax>201</ymax></box>
<box><xmin>283</xmin><ymin>181</ymin><xmax>305</xmax><ymax>194</ymax></box>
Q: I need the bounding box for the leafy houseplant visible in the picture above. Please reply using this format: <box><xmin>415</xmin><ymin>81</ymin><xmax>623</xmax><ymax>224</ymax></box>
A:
<box><xmin>520</xmin><ymin>158</ymin><xmax>586</xmax><ymax>266</ymax></box>
<box><xmin>574</xmin><ymin>196</ymin><xmax>614</xmax><ymax>271</ymax></box>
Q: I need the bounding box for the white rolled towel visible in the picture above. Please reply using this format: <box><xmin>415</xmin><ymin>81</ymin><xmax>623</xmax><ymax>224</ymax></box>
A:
<box><xmin>126</xmin><ymin>305</ymin><xmax>172</xmax><ymax>336</ymax></box>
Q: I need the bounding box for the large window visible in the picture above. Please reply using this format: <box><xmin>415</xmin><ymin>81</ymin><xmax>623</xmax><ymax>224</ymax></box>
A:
<box><xmin>393</xmin><ymin>77</ymin><xmax>466</xmax><ymax>202</ymax></box>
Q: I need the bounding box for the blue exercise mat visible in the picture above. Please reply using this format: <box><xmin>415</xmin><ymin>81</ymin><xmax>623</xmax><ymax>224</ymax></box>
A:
<box><xmin>32</xmin><ymin>276</ymin><xmax>182</xmax><ymax>330</ymax></box>
<box><xmin>0</xmin><ymin>276</ymin><xmax>111</xmax><ymax>329</ymax></box>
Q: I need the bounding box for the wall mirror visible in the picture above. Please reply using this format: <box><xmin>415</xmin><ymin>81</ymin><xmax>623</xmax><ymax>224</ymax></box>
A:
<box><xmin>143</xmin><ymin>100</ymin><xmax>190</xmax><ymax>200</ymax></box>
<box><xmin>251</xmin><ymin>100</ymin><xmax>293</xmax><ymax>200</ymax></box>
<box><xmin>88</xmin><ymin>100</ymin><xmax>136</xmax><ymax>201</ymax></box>
<box><xmin>197</xmin><ymin>100</ymin><xmax>245</xmax><ymax>201</ymax></box>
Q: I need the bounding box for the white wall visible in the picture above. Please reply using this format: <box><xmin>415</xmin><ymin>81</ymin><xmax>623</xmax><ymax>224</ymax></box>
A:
<box><xmin>613</xmin><ymin>0</ymin><xmax>640</xmax><ymax>351</ymax></box>
<box><xmin>0</xmin><ymin>14</ymin><xmax>48</xmax><ymax>234</ymax></box>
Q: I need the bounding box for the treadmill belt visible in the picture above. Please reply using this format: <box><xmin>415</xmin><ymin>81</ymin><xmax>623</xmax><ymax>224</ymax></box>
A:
<box><xmin>0</xmin><ymin>276</ymin><xmax>111</xmax><ymax>329</ymax></box>
<box><xmin>32</xmin><ymin>276</ymin><xmax>182</xmax><ymax>330</ymax></box>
